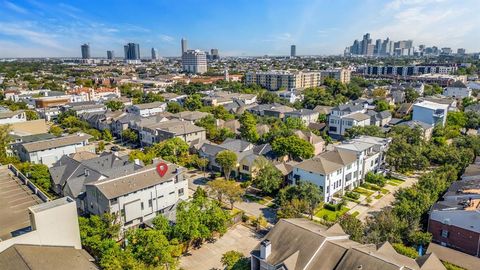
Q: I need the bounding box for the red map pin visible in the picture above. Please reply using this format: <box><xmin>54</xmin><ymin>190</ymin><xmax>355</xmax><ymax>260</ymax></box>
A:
<box><xmin>156</xmin><ymin>162</ymin><xmax>168</xmax><ymax>177</ymax></box>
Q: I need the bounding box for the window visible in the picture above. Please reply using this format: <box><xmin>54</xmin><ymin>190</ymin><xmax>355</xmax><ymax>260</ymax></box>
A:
<box><xmin>243</xmin><ymin>165</ymin><xmax>249</xmax><ymax>171</ymax></box>
<box><xmin>178</xmin><ymin>188</ymin><xmax>184</xmax><ymax>196</ymax></box>
<box><xmin>148</xmin><ymin>199</ymin><xmax>152</xmax><ymax>207</ymax></box>
<box><xmin>441</xmin><ymin>229</ymin><xmax>449</xmax><ymax>238</ymax></box>
<box><xmin>337</xmin><ymin>169</ymin><xmax>342</xmax><ymax>175</ymax></box>
<box><xmin>141</xmin><ymin>202</ymin><xmax>144</xmax><ymax>210</ymax></box>
<box><xmin>111</xmin><ymin>197</ymin><xmax>118</xmax><ymax>204</ymax></box>
<box><xmin>347</xmin><ymin>164</ymin><xmax>352</xmax><ymax>170</ymax></box>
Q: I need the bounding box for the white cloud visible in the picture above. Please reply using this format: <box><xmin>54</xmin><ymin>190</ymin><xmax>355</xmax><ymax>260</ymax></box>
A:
<box><xmin>159</xmin><ymin>34</ymin><xmax>174</xmax><ymax>43</ymax></box>
<box><xmin>4</xmin><ymin>1</ymin><xmax>28</xmax><ymax>14</ymax></box>
<box><xmin>371</xmin><ymin>0</ymin><xmax>480</xmax><ymax>50</ymax></box>
<box><xmin>0</xmin><ymin>22</ymin><xmax>65</xmax><ymax>50</ymax></box>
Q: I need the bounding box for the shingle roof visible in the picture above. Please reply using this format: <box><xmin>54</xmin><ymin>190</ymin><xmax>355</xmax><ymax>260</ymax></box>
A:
<box><xmin>295</xmin><ymin>149</ymin><xmax>356</xmax><ymax>174</ymax></box>
<box><xmin>0</xmin><ymin>244</ymin><xmax>98</xmax><ymax>270</ymax></box>
<box><xmin>91</xmin><ymin>161</ymin><xmax>183</xmax><ymax>199</ymax></box>
<box><xmin>21</xmin><ymin>134</ymin><xmax>92</xmax><ymax>152</ymax></box>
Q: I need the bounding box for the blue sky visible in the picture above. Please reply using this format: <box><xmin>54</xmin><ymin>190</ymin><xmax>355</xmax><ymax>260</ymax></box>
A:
<box><xmin>0</xmin><ymin>0</ymin><xmax>479</xmax><ymax>57</ymax></box>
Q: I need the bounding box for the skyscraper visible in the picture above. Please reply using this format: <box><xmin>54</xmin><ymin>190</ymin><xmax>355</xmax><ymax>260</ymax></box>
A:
<box><xmin>210</xmin><ymin>48</ymin><xmax>219</xmax><ymax>60</ymax></box>
<box><xmin>151</xmin><ymin>48</ymin><xmax>158</xmax><ymax>60</ymax></box>
<box><xmin>81</xmin><ymin>43</ymin><xmax>90</xmax><ymax>59</ymax></box>
<box><xmin>181</xmin><ymin>38</ymin><xmax>188</xmax><ymax>55</ymax></box>
<box><xmin>124</xmin><ymin>43</ymin><xmax>140</xmax><ymax>60</ymax></box>
<box><xmin>107</xmin><ymin>50</ymin><xmax>114</xmax><ymax>60</ymax></box>
<box><xmin>290</xmin><ymin>45</ymin><xmax>296</xmax><ymax>57</ymax></box>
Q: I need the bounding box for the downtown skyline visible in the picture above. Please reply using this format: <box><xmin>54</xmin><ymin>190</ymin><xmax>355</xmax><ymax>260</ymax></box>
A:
<box><xmin>0</xmin><ymin>0</ymin><xmax>480</xmax><ymax>58</ymax></box>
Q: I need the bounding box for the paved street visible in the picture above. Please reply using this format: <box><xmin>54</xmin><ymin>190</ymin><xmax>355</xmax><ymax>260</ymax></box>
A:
<box><xmin>179</xmin><ymin>224</ymin><xmax>262</xmax><ymax>270</ymax></box>
<box><xmin>185</xmin><ymin>169</ymin><xmax>277</xmax><ymax>225</ymax></box>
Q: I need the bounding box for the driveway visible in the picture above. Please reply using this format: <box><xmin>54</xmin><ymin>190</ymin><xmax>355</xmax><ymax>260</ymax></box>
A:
<box><xmin>179</xmin><ymin>224</ymin><xmax>262</xmax><ymax>270</ymax></box>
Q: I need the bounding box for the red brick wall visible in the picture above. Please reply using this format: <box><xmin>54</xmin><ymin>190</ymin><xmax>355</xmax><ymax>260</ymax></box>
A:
<box><xmin>429</xmin><ymin>219</ymin><xmax>480</xmax><ymax>257</ymax></box>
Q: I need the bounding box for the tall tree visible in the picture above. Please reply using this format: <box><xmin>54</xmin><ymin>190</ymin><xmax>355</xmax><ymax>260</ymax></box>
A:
<box><xmin>215</xmin><ymin>150</ymin><xmax>238</xmax><ymax>180</ymax></box>
<box><xmin>271</xmin><ymin>135</ymin><xmax>314</xmax><ymax>160</ymax></box>
<box><xmin>252</xmin><ymin>157</ymin><xmax>283</xmax><ymax>194</ymax></box>
<box><xmin>239</xmin><ymin>112</ymin><xmax>259</xmax><ymax>143</ymax></box>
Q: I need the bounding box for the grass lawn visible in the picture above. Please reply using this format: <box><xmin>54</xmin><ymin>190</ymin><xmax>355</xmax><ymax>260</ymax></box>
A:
<box><xmin>315</xmin><ymin>206</ymin><xmax>350</xmax><ymax>222</ymax></box>
<box><xmin>381</xmin><ymin>188</ymin><xmax>389</xmax><ymax>194</ymax></box>
<box><xmin>374</xmin><ymin>194</ymin><xmax>383</xmax><ymax>200</ymax></box>
<box><xmin>386</xmin><ymin>180</ymin><xmax>400</xmax><ymax>186</ymax></box>
<box><xmin>343</xmin><ymin>196</ymin><xmax>360</xmax><ymax>204</ymax></box>
<box><xmin>243</xmin><ymin>194</ymin><xmax>270</xmax><ymax>205</ymax></box>
<box><xmin>353</xmin><ymin>187</ymin><xmax>374</xmax><ymax>197</ymax></box>
<box><xmin>389</xmin><ymin>178</ymin><xmax>405</xmax><ymax>185</ymax></box>
<box><xmin>351</xmin><ymin>211</ymin><xmax>360</xmax><ymax>217</ymax></box>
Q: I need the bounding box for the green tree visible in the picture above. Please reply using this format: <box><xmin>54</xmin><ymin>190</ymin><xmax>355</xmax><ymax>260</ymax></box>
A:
<box><xmin>0</xmin><ymin>124</ymin><xmax>12</xmax><ymax>162</ymax></box>
<box><xmin>374</xmin><ymin>100</ymin><xmax>390</xmax><ymax>112</ymax></box>
<box><xmin>19</xmin><ymin>163</ymin><xmax>51</xmax><ymax>191</ymax></box>
<box><xmin>221</xmin><ymin>251</ymin><xmax>249</xmax><ymax>270</ymax></box>
<box><xmin>239</xmin><ymin>112</ymin><xmax>259</xmax><ymax>143</ymax></box>
<box><xmin>166</xmin><ymin>102</ymin><xmax>184</xmax><ymax>113</ymax></box>
<box><xmin>271</xmin><ymin>135</ymin><xmax>314</xmax><ymax>160</ymax></box>
<box><xmin>184</xmin><ymin>94</ymin><xmax>203</xmax><ymax>111</ymax></box>
<box><xmin>284</xmin><ymin>117</ymin><xmax>306</xmax><ymax>130</ymax></box>
<box><xmin>25</xmin><ymin>110</ymin><xmax>38</xmax><ymax>120</ymax></box>
<box><xmin>339</xmin><ymin>214</ymin><xmax>365</xmax><ymax>242</ymax></box>
<box><xmin>49</xmin><ymin>125</ymin><xmax>63</xmax><ymax>136</ymax></box>
<box><xmin>148</xmin><ymin>137</ymin><xmax>189</xmax><ymax>163</ymax></box>
<box><xmin>277</xmin><ymin>182</ymin><xmax>323</xmax><ymax>219</ymax></box>
<box><xmin>97</xmin><ymin>141</ymin><xmax>105</xmax><ymax>152</ymax></box>
<box><xmin>344</xmin><ymin>125</ymin><xmax>384</xmax><ymax>139</ymax></box>
<box><xmin>121</xmin><ymin>128</ymin><xmax>138</xmax><ymax>143</ymax></box>
<box><xmin>215</xmin><ymin>150</ymin><xmax>238</xmax><ymax>180</ymax></box>
<box><xmin>405</xmin><ymin>88</ymin><xmax>420</xmax><ymax>103</ymax></box>
<box><xmin>126</xmin><ymin>229</ymin><xmax>176</xmax><ymax>268</ymax></box>
<box><xmin>252</xmin><ymin>157</ymin><xmax>283</xmax><ymax>194</ymax></box>
<box><xmin>105</xmin><ymin>100</ymin><xmax>125</xmax><ymax>111</ymax></box>
<box><xmin>102</xmin><ymin>129</ymin><xmax>113</xmax><ymax>142</ymax></box>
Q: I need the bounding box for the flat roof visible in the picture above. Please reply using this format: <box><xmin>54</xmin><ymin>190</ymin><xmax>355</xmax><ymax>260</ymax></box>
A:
<box><xmin>0</xmin><ymin>167</ymin><xmax>42</xmax><ymax>240</ymax></box>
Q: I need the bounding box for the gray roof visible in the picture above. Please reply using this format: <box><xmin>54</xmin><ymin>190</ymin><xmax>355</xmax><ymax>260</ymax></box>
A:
<box><xmin>345</xmin><ymin>112</ymin><xmax>371</xmax><ymax>121</ymax></box>
<box><xmin>90</xmin><ymin>161</ymin><xmax>183</xmax><ymax>199</ymax></box>
<box><xmin>0</xmin><ymin>244</ymin><xmax>98</xmax><ymax>270</ymax></box>
<box><xmin>397</xmin><ymin>120</ymin><xmax>432</xmax><ymax>130</ymax></box>
<box><xmin>132</xmin><ymin>101</ymin><xmax>166</xmax><ymax>110</ymax></box>
<box><xmin>145</xmin><ymin>120</ymin><xmax>205</xmax><ymax>135</ymax></box>
<box><xmin>0</xmin><ymin>110</ymin><xmax>24</xmax><ymax>119</ymax></box>
<box><xmin>220</xmin><ymin>138</ymin><xmax>253</xmax><ymax>152</ymax></box>
<box><xmin>285</xmin><ymin>109</ymin><xmax>318</xmax><ymax>117</ymax></box>
<box><xmin>251</xmin><ymin>219</ymin><xmax>444</xmax><ymax>270</ymax></box>
<box><xmin>332</xmin><ymin>104</ymin><xmax>364</xmax><ymax>113</ymax></box>
<box><xmin>49</xmin><ymin>152</ymin><xmax>135</xmax><ymax>198</ymax></box>
<box><xmin>295</xmin><ymin>149</ymin><xmax>357</xmax><ymax>175</ymax></box>
<box><xmin>21</xmin><ymin>134</ymin><xmax>92</xmax><ymax>152</ymax></box>
<box><xmin>449</xmin><ymin>80</ymin><xmax>468</xmax><ymax>88</ymax></box>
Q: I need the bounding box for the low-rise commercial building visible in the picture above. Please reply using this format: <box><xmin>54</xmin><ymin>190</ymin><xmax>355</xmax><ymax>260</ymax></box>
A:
<box><xmin>245</xmin><ymin>70</ymin><xmax>321</xmax><ymax>91</ymax></box>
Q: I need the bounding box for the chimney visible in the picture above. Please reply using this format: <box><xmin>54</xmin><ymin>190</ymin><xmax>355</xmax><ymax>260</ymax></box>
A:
<box><xmin>84</xmin><ymin>169</ymin><xmax>90</xmax><ymax>176</ymax></box>
<box><xmin>260</xmin><ymin>240</ymin><xmax>271</xmax><ymax>260</ymax></box>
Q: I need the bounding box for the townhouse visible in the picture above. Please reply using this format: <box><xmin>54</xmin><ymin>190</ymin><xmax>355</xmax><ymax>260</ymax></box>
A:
<box><xmin>127</xmin><ymin>101</ymin><xmax>167</xmax><ymax>117</ymax></box>
<box><xmin>328</xmin><ymin>104</ymin><xmax>369</xmax><ymax>137</ymax></box>
<box><xmin>140</xmin><ymin>119</ymin><xmax>206</xmax><ymax>146</ymax></box>
<box><xmin>0</xmin><ymin>110</ymin><xmax>26</xmax><ymax>125</ymax></box>
<box><xmin>284</xmin><ymin>109</ymin><xmax>319</xmax><ymax>125</ymax></box>
<box><xmin>18</xmin><ymin>133</ymin><xmax>94</xmax><ymax>167</ymax></box>
<box><xmin>443</xmin><ymin>81</ymin><xmax>472</xmax><ymax>99</ymax></box>
<box><xmin>412</xmin><ymin>100</ymin><xmax>449</xmax><ymax>126</ymax></box>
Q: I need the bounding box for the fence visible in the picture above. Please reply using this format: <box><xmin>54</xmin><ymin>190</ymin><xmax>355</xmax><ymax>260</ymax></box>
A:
<box><xmin>8</xmin><ymin>164</ymin><xmax>51</xmax><ymax>202</ymax></box>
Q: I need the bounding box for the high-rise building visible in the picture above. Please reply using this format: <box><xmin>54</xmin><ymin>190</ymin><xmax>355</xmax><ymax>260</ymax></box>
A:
<box><xmin>151</xmin><ymin>48</ymin><xmax>158</xmax><ymax>60</ymax></box>
<box><xmin>394</xmin><ymin>40</ymin><xmax>414</xmax><ymax>56</ymax></box>
<box><xmin>181</xmin><ymin>38</ymin><xmax>188</xmax><ymax>55</ymax></box>
<box><xmin>124</xmin><ymin>43</ymin><xmax>140</xmax><ymax>60</ymax></box>
<box><xmin>290</xmin><ymin>45</ymin><xmax>296</xmax><ymax>57</ymax></box>
<box><xmin>182</xmin><ymin>49</ymin><xmax>207</xmax><ymax>74</ymax></box>
<box><xmin>210</xmin><ymin>48</ymin><xmax>219</xmax><ymax>60</ymax></box>
<box><xmin>374</xmin><ymin>39</ymin><xmax>382</xmax><ymax>56</ymax></box>
<box><xmin>107</xmin><ymin>50</ymin><xmax>114</xmax><ymax>60</ymax></box>
<box><xmin>361</xmin><ymin>33</ymin><xmax>372</xmax><ymax>55</ymax></box>
<box><xmin>81</xmin><ymin>43</ymin><xmax>90</xmax><ymax>59</ymax></box>
<box><xmin>457</xmin><ymin>48</ymin><xmax>466</xmax><ymax>55</ymax></box>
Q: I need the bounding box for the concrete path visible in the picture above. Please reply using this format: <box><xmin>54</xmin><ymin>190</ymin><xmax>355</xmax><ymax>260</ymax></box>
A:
<box><xmin>179</xmin><ymin>224</ymin><xmax>262</xmax><ymax>270</ymax></box>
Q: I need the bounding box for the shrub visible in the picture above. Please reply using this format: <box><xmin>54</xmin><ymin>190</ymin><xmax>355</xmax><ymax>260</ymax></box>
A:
<box><xmin>392</xmin><ymin>243</ymin><xmax>418</xmax><ymax>259</ymax></box>
<box><xmin>345</xmin><ymin>191</ymin><xmax>361</xmax><ymax>200</ymax></box>
<box><xmin>365</xmin><ymin>172</ymin><xmax>387</xmax><ymax>187</ymax></box>
<box><xmin>324</xmin><ymin>202</ymin><xmax>344</xmax><ymax>211</ymax></box>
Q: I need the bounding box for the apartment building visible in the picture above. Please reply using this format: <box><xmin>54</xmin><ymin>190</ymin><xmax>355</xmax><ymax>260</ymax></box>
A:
<box><xmin>85</xmin><ymin>161</ymin><xmax>187</xmax><ymax>229</ymax></box>
<box><xmin>182</xmin><ymin>49</ymin><xmax>208</xmax><ymax>74</ymax></box>
<box><xmin>245</xmin><ymin>70</ymin><xmax>321</xmax><ymax>91</ymax></box>
<box><xmin>320</xmin><ymin>68</ymin><xmax>352</xmax><ymax>84</ymax></box>
<box><xmin>412</xmin><ymin>100</ymin><xmax>449</xmax><ymax>126</ymax></box>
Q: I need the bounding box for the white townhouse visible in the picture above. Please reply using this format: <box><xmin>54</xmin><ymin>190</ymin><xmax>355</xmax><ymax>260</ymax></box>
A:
<box><xmin>412</xmin><ymin>100</ymin><xmax>449</xmax><ymax>126</ymax></box>
<box><xmin>443</xmin><ymin>81</ymin><xmax>472</xmax><ymax>99</ymax></box>
<box><xmin>140</xmin><ymin>119</ymin><xmax>206</xmax><ymax>146</ymax></box>
<box><xmin>335</xmin><ymin>136</ymin><xmax>392</xmax><ymax>179</ymax></box>
<box><xmin>18</xmin><ymin>133</ymin><xmax>94</xmax><ymax>167</ymax></box>
<box><xmin>292</xmin><ymin>149</ymin><xmax>360</xmax><ymax>202</ymax></box>
<box><xmin>284</xmin><ymin>109</ymin><xmax>319</xmax><ymax>125</ymax></box>
<box><xmin>328</xmin><ymin>104</ymin><xmax>370</xmax><ymax>136</ymax></box>
<box><xmin>85</xmin><ymin>161</ymin><xmax>188</xmax><ymax>229</ymax></box>
<box><xmin>0</xmin><ymin>110</ymin><xmax>26</xmax><ymax>125</ymax></box>
<box><xmin>127</xmin><ymin>101</ymin><xmax>167</xmax><ymax>117</ymax></box>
